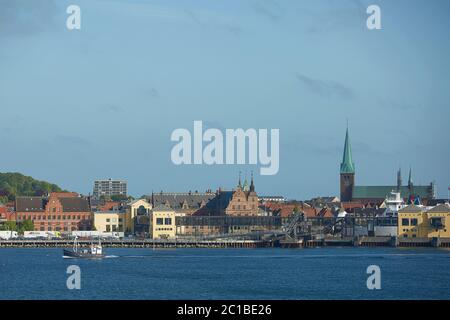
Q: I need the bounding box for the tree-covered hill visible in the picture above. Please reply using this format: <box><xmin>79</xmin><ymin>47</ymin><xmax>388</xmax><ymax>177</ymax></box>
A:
<box><xmin>0</xmin><ymin>172</ymin><xmax>64</xmax><ymax>203</ymax></box>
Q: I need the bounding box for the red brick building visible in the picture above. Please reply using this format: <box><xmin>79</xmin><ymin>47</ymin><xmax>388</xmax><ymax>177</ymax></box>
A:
<box><xmin>0</xmin><ymin>204</ymin><xmax>8</xmax><ymax>223</ymax></box>
<box><xmin>14</xmin><ymin>193</ymin><xmax>91</xmax><ymax>231</ymax></box>
<box><xmin>194</xmin><ymin>174</ymin><xmax>259</xmax><ymax>216</ymax></box>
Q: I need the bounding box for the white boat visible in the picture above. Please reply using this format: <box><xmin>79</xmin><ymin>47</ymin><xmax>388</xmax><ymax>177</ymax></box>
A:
<box><xmin>63</xmin><ymin>236</ymin><xmax>105</xmax><ymax>259</ymax></box>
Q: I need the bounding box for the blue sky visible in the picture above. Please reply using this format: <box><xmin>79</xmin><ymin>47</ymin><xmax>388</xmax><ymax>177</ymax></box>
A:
<box><xmin>0</xmin><ymin>0</ymin><xmax>449</xmax><ymax>199</ymax></box>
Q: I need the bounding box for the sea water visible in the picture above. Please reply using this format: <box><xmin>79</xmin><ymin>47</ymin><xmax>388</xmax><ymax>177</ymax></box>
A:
<box><xmin>0</xmin><ymin>247</ymin><xmax>449</xmax><ymax>300</ymax></box>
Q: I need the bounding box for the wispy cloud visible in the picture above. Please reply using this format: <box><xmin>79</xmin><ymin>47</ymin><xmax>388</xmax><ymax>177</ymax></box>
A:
<box><xmin>253</xmin><ymin>0</ymin><xmax>284</xmax><ymax>22</ymax></box>
<box><xmin>295</xmin><ymin>73</ymin><xmax>355</xmax><ymax>100</ymax></box>
<box><xmin>184</xmin><ymin>8</ymin><xmax>243</xmax><ymax>36</ymax></box>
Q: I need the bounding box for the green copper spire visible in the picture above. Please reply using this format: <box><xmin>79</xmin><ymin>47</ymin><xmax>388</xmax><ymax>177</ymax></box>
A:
<box><xmin>340</xmin><ymin>126</ymin><xmax>355</xmax><ymax>174</ymax></box>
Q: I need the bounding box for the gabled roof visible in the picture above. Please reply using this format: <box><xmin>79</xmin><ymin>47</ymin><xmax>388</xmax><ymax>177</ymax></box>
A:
<box><xmin>15</xmin><ymin>197</ymin><xmax>45</xmax><ymax>212</ymax></box>
<box><xmin>398</xmin><ymin>204</ymin><xmax>423</xmax><ymax>213</ymax></box>
<box><xmin>151</xmin><ymin>192</ymin><xmax>215</xmax><ymax>210</ymax></box>
<box><xmin>426</xmin><ymin>203</ymin><xmax>450</xmax><ymax>213</ymax></box>
<box><xmin>205</xmin><ymin>191</ymin><xmax>234</xmax><ymax>210</ymax></box>
<box><xmin>152</xmin><ymin>204</ymin><xmax>173</xmax><ymax>212</ymax></box>
<box><xmin>59</xmin><ymin>197</ymin><xmax>90</xmax><ymax>212</ymax></box>
<box><xmin>128</xmin><ymin>199</ymin><xmax>150</xmax><ymax>206</ymax></box>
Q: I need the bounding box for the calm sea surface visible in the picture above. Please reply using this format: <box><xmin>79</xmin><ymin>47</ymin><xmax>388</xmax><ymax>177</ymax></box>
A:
<box><xmin>1</xmin><ymin>247</ymin><xmax>449</xmax><ymax>300</ymax></box>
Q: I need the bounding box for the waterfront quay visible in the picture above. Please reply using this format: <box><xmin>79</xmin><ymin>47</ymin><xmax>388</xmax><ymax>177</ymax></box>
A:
<box><xmin>1</xmin><ymin>236</ymin><xmax>450</xmax><ymax>249</ymax></box>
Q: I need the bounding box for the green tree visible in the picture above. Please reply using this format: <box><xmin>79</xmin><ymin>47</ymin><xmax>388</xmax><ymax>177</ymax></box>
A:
<box><xmin>100</xmin><ymin>195</ymin><xmax>112</xmax><ymax>202</ymax></box>
<box><xmin>0</xmin><ymin>172</ymin><xmax>65</xmax><ymax>201</ymax></box>
<box><xmin>18</xmin><ymin>219</ymin><xmax>34</xmax><ymax>233</ymax></box>
<box><xmin>0</xmin><ymin>221</ymin><xmax>17</xmax><ymax>231</ymax></box>
<box><xmin>110</xmin><ymin>194</ymin><xmax>134</xmax><ymax>202</ymax></box>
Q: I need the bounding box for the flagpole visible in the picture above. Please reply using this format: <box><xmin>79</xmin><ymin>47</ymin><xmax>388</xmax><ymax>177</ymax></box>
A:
<box><xmin>446</xmin><ymin>186</ymin><xmax>450</xmax><ymax>204</ymax></box>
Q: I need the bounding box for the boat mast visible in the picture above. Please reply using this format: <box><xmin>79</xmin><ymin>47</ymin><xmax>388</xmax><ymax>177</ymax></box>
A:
<box><xmin>73</xmin><ymin>236</ymin><xmax>78</xmax><ymax>252</ymax></box>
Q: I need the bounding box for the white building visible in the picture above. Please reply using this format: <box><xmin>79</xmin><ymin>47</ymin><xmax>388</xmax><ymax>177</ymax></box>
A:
<box><xmin>93</xmin><ymin>178</ymin><xmax>127</xmax><ymax>199</ymax></box>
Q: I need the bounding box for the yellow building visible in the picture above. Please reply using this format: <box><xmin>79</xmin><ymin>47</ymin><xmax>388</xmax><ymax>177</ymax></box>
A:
<box><xmin>125</xmin><ymin>199</ymin><xmax>152</xmax><ymax>234</ymax></box>
<box><xmin>150</xmin><ymin>205</ymin><xmax>176</xmax><ymax>239</ymax></box>
<box><xmin>425</xmin><ymin>203</ymin><xmax>450</xmax><ymax>238</ymax></box>
<box><xmin>92</xmin><ymin>211</ymin><xmax>125</xmax><ymax>233</ymax></box>
<box><xmin>398</xmin><ymin>203</ymin><xmax>450</xmax><ymax>238</ymax></box>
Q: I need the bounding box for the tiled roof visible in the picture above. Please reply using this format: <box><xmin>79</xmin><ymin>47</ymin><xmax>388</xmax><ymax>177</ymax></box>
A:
<box><xmin>398</xmin><ymin>204</ymin><xmax>423</xmax><ymax>213</ymax></box>
<box><xmin>59</xmin><ymin>197</ymin><xmax>90</xmax><ymax>212</ymax></box>
<box><xmin>204</xmin><ymin>191</ymin><xmax>234</xmax><ymax>210</ymax></box>
<box><xmin>15</xmin><ymin>197</ymin><xmax>45</xmax><ymax>212</ymax></box>
<box><xmin>151</xmin><ymin>192</ymin><xmax>216</xmax><ymax>210</ymax></box>
<box><xmin>152</xmin><ymin>204</ymin><xmax>173</xmax><ymax>212</ymax></box>
<box><xmin>426</xmin><ymin>203</ymin><xmax>450</xmax><ymax>213</ymax></box>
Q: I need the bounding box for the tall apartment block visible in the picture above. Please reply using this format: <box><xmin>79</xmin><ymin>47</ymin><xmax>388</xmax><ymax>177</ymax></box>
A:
<box><xmin>93</xmin><ymin>179</ymin><xmax>127</xmax><ymax>199</ymax></box>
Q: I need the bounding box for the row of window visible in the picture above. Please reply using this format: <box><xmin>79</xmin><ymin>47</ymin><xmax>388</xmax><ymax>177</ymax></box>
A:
<box><xmin>236</xmin><ymin>198</ymin><xmax>257</xmax><ymax>202</ymax></box>
<box><xmin>402</xmin><ymin>218</ymin><xmax>418</xmax><ymax>226</ymax></box>
<box><xmin>231</xmin><ymin>205</ymin><xmax>256</xmax><ymax>210</ymax></box>
<box><xmin>17</xmin><ymin>215</ymin><xmax>88</xmax><ymax>221</ymax></box>
<box><xmin>37</xmin><ymin>222</ymin><xmax>79</xmax><ymax>226</ymax></box>
<box><xmin>105</xmin><ymin>225</ymin><xmax>123</xmax><ymax>232</ymax></box>
<box><xmin>156</xmin><ymin>218</ymin><xmax>172</xmax><ymax>225</ymax></box>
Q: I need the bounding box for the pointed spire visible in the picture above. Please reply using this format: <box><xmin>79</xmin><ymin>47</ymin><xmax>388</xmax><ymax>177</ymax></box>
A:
<box><xmin>250</xmin><ymin>171</ymin><xmax>255</xmax><ymax>192</ymax></box>
<box><xmin>238</xmin><ymin>171</ymin><xmax>242</xmax><ymax>188</ymax></box>
<box><xmin>340</xmin><ymin>124</ymin><xmax>355</xmax><ymax>174</ymax></box>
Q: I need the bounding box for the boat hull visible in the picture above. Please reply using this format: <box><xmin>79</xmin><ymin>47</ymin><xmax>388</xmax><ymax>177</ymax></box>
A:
<box><xmin>63</xmin><ymin>249</ymin><xmax>105</xmax><ymax>259</ymax></box>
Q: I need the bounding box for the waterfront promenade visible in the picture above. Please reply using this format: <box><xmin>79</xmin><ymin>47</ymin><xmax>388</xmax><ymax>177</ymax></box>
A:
<box><xmin>1</xmin><ymin>237</ymin><xmax>450</xmax><ymax>248</ymax></box>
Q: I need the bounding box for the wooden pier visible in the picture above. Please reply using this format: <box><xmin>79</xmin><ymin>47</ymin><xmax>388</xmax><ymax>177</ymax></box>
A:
<box><xmin>0</xmin><ymin>239</ymin><xmax>267</xmax><ymax>249</ymax></box>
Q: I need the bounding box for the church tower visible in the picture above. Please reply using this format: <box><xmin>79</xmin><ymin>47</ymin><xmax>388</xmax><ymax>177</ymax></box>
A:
<box><xmin>340</xmin><ymin>126</ymin><xmax>355</xmax><ymax>202</ymax></box>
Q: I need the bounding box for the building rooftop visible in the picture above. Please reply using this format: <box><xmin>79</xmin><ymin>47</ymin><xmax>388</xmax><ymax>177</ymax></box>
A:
<box><xmin>426</xmin><ymin>203</ymin><xmax>450</xmax><ymax>213</ymax></box>
<box><xmin>152</xmin><ymin>204</ymin><xmax>174</xmax><ymax>212</ymax></box>
<box><xmin>398</xmin><ymin>204</ymin><xmax>424</xmax><ymax>213</ymax></box>
<box><xmin>15</xmin><ymin>197</ymin><xmax>45</xmax><ymax>212</ymax></box>
<box><xmin>150</xmin><ymin>192</ymin><xmax>216</xmax><ymax>210</ymax></box>
<box><xmin>59</xmin><ymin>197</ymin><xmax>90</xmax><ymax>212</ymax></box>
<box><xmin>93</xmin><ymin>210</ymin><xmax>125</xmax><ymax>215</ymax></box>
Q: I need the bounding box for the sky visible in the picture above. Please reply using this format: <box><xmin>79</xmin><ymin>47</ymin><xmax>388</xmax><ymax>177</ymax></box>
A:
<box><xmin>0</xmin><ymin>0</ymin><xmax>449</xmax><ymax>199</ymax></box>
